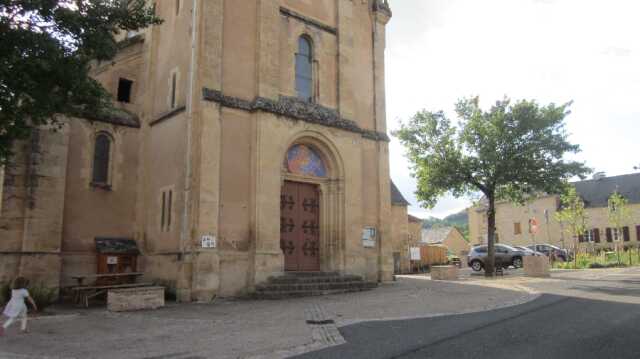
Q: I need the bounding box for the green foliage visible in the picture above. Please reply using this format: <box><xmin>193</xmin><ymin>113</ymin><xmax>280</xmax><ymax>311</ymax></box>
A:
<box><xmin>0</xmin><ymin>281</ymin><xmax>56</xmax><ymax>311</ymax></box>
<box><xmin>0</xmin><ymin>282</ymin><xmax>9</xmax><ymax>305</ymax></box>
<box><xmin>608</xmin><ymin>191</ymin><xmax>631</xmax><ymax>232</ymax></box>
<box><xmin>552</xmin><ymin>250</ymin><xmax>639</xmax><ymax>269</ymax></box>
<box><xmin>422</xmin><ymin>211</ymin><xmax>470</xmax><ymax>242</ymax></box>
<box><xmin>394</xmin><ymin>97</ymin><xmax>590</xmax><ymax>275</ymax></box>
<box><xmin>27</xmin><ymin>283</ymin><xmax>57</xmax><ymax>311</ymax></box>
<box><xmin>555</xmin><ymin>186</ymin><xmax>589</xmax><ymax>267</ymax></box>
<box><xmin>0</xmin><ymin>0</ymin><xmax>162</xmax><ymax>165</ymax></box>
<box><xmin>608</xmin><ymin>191</ymin><xmax>632</xmax><ymax>265</ymax></box>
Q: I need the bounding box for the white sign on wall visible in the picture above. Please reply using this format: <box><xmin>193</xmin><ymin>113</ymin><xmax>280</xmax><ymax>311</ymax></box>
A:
<box><xmin>410</xmin><ymin>247</ymin><xmax>421</xmax><ymax>261</ymax></box>
<box><xmin>201</xmin><ymin>235</ymin><xmax>217</xmax><ymax>249</ymax></box>
<box><xmin>107</xmin><ymin>256</ymin><xmax>118</xmax><ymax>265</ymax></box>
<box><xmin>362</xmin><ymin>227</ymin><xmax>377</xmax><ymax>248</ymax></box>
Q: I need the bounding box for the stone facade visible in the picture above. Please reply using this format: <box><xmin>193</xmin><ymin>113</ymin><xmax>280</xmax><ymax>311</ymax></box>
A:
<box><xmin>0</xmin><ymin>0</ymin><xmax>394</xmax><ymax>301</ymax></box>
<box><xmin>468</xmin><ymin>174</ymin><xmax>640</xmax><ymax>252</ymax></box>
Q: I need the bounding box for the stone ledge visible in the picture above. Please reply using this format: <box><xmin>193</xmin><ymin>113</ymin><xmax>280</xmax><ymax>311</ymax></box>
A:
<box><xmin>430</xmin><ymin>265</ymin><xmax>460</xmax><ymax>281</ymax></box>
<box><xmin>524</xmin><ymin>256</ymin><xmax>550</xmax><ymax>277</ymax></box>
<box><xmin>202</xmin><ymin>88</ymin><xmax>390</xmax><ymax>142</ymax></box>
<box><xmin>107</xmin><ymin>286</ymin><xmax>165</xmax><ymax>312</ymax></box>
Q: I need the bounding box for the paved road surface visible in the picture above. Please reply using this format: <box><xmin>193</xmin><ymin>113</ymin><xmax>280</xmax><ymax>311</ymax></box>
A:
<box><xmin>299</xmin><ymin>268</ymin><xmax>640</xmax><ymax>359</ymax></box>
<box><xmin>297</xmin><ymin>294</ymin><xmax>640</xmax><ymax>359</ymax></box>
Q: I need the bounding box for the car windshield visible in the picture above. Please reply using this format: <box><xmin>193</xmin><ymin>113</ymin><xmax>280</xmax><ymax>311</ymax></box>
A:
<box><xmin>498</xmin><ymin>244</ymin><xmax>519</xmax><ymax>252</ymax></box>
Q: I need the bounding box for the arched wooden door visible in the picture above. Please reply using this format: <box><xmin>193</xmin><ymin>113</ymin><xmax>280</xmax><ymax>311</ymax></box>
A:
<box><xmin>280</xmin><ymin>181</ymin><xmax>320</xmax><ymax>271</ymax></box>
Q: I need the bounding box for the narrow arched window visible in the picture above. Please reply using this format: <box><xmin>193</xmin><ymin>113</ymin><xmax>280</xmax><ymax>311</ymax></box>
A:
<box><xmin>295</xmin><ymin>36</ymin><xmax>313</xmax><ymax>102</ymax></box>
<box><xmin>92</xmin><ymin>133</ymin><xmax>111</xmax><ymax>185</ymax></box>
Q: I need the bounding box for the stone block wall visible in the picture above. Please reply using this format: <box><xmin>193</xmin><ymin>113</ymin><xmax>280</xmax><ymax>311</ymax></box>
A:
<box><xmin>107</xmin><ymin>286</ymin><xmax>165</xmax><ymax>312</ymax></box>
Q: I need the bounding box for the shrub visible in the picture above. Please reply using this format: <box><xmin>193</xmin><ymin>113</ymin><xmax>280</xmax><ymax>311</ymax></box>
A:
<box><xmin>0</xmin><ymin>280</ymin><xmax>57</xmax><ymax>312</ymax></box>
<box><xmin>26</xmin><ymin>283</ymin><xmax>58</xmax><ymax>312</ymax></box>
<box><xmin>1</xmin><ymin>282</ymin><xmax>10</xmax><ymax>305</ymax></box>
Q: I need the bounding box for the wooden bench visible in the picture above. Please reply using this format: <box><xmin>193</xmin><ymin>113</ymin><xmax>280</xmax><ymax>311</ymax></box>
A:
<box><xmin>71</xmin><ymin>282</ymin><xmax>153</xmax><ymax>308</ymax></box>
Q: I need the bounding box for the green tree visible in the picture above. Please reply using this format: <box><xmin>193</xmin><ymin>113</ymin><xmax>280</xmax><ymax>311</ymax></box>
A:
<box><xmin>608</xmin><ymin>191</ymin><xmax>631</xmax><ymax>265</ymax></box>
<box><xmin>0</xmin><ymin>0</ymin><xmax>161</xmax><ymax>165</ymax></box>
<box><xmin>555</xmin><ymin>186</ymin><xmax>589</xmax><ymax>269</ymax></box>
<box><xmin>394</xmin><ymin>97</ymin><xmax>590</xmax><ymax>276</ymax></box>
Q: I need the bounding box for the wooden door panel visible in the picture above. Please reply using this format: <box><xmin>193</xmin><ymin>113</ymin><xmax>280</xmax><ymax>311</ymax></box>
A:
<box><xmin>280</xmin><ymin>181</ymin><xmax>320</xmax><ymax>271</ymax></box>
<box><xmin>281</xmin><ymin>182</ymin><xmax>298</xmax><ymax>271</ymax></box>
<box><xmin>299</xmin><ymin>183</ymin><xmax>320</xmax><ymax>271</ymax></box>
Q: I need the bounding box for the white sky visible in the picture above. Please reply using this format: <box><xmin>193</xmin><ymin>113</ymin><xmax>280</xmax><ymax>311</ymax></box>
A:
<box><xmin>385</xmin><ymin>0</ymin><xmax>640</xmax><ymax>219</ymax></box>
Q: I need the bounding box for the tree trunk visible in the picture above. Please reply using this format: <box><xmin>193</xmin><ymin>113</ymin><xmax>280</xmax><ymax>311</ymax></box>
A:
<box><xmin>485</xmin><ymin>195</ymin><xmax>496</xmax><ymax>277</ymax></box>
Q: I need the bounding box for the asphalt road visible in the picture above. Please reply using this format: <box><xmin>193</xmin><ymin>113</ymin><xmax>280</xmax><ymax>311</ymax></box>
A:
<box><xmin>296</xmin><ymin>293</ymin><xmax>640</xmax><ymax>359</ymax></box>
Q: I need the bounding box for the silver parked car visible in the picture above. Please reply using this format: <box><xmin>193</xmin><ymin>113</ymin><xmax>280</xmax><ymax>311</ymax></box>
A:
<box><xmin>467</xmin><ymin>244</ymin><xmax>526</xmax><ymax>272</ymax></box>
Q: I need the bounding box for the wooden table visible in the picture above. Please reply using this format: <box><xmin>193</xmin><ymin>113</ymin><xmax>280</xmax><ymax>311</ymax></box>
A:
<box><xmin>70</xmin><ymin>272</ymin><xmax>146</xmax><ymax>307</ymax></box>
<box><xmin>71</xmin><ymin>272</ymin><xmax>144</xmax><ymax>286</ymax></box>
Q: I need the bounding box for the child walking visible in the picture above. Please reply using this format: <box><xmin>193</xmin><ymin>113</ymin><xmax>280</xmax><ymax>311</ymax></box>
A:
<box><xmin>1</xmin><ymin>277</ymin><xmax>37</xmax><ymax>336</ymax></box>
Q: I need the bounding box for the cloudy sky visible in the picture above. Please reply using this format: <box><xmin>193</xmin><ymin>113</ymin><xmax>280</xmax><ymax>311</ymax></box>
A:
<box><xmin>385</xmin><ymin>0</ymin><xmax>640</xmax><ymax>219</ymax></box>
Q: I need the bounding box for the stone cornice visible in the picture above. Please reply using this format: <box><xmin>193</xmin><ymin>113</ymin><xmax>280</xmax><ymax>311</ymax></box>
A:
<box><xmin>280</xmin><ymin>7</ymin><xmax>337</xmax><ymax>35</ymax></box>
<box><xmin>202</xmin><ymin>88</ymin><xmax>389</xmax><ymax>142</ymax></box>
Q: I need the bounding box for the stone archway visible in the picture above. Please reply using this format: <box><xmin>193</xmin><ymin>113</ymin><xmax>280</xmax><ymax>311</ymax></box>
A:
<box><xmin>280</xmin><ymin>134</ymin><xmax>345</xmax><ymax>273</ymax></box>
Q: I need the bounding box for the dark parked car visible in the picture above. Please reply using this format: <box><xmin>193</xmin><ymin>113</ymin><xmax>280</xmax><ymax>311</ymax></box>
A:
<box><xmin>526</xmin><ymin>244</ymin><xmax>571</xmax><ymax>262</ymax></box>
<box><xmin>467</xmin><ymin>244</ymin><xmax>525</xmax><ymax>272</ymax></box>
<box><xmin>514</xmin><ymin>246</ymin><xmax>544</xmax><ymax>257</ymax></box>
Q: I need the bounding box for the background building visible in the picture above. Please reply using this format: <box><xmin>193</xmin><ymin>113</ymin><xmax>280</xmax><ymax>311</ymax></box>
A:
<box><xmin>421</xmin><ymin>227</ymin><xmax>470</xmax><ymax>257</ymax></box>
<box><xmin>0</xmin><ymin>0</ymin><xmax>395</xmax><ymax>301</ymax></box>
<box><xmin>468</xmin><ymin>173</ymin><xmax>640</xmax><ymax>251</ymax></box>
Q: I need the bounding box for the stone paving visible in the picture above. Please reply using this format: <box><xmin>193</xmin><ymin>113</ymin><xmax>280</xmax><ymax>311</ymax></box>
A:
<box><xmin>0</xmin><ymin>276</ymin><xmax>535</xmax><ymax>359</ymax></box>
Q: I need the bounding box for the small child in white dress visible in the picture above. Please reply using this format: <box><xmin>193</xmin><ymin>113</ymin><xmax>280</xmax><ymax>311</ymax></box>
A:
<box><xmin>1</xmin><ymin>277</ymin><xmax>37</xmax><ymax>336</ymax></box>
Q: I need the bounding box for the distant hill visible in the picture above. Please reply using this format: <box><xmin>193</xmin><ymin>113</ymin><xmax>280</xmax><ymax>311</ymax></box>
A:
<box><xmin>422</xmin><ymin>209</ymin><xmax>469</xmax><ymax>241</ymax></box>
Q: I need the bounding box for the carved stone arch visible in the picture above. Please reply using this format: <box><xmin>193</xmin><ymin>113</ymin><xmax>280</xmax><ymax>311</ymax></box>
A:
<box><xmin>280</xmin><ymin>131</ymin><xmax>346</xmax><ymax>273</ymax></box>
<box><xmin>281</xmin><ymin>130</ymin><xmax>344</xmax><ymax>181</ymax></box>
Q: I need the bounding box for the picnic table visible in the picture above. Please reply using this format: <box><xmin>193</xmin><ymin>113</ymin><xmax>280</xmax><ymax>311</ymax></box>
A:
<box><xmin>71</xmin><ymin>272</ymin><xmax>144</xmax><ymax>286</ymax></box>
<box><xmin>70</xmin><ymin>272</ymin><xmax>150</xmax><ymax>307</ymax></box>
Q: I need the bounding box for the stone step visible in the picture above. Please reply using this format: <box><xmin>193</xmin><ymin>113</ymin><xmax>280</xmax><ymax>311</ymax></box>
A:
<box><xmin>267</xmin><ymin>274</ymin><xmax>364</xmax><ymax>284</ymax></box>
<box><xmin>280</xmin><ymin>271</ymin><xmax>340</xmax><ymax>277</ymax></box>
<box><xmin>256</xmin><ymin>281</ymin><xmax>376</xmax><ymax>292</ymax></box>
<box><xmin>255</xmin><ymin>286</ymin><xmax>376</xmax><ymax>300</ymax></box>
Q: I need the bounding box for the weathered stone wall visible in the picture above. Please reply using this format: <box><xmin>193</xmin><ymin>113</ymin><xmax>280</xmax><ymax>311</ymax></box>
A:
<box><xmin>0</xmin><ymin>125</ymin><xmax>70</xmax><ymax>288</ymax></box>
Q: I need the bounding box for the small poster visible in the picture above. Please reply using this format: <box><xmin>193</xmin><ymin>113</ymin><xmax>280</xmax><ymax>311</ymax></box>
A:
<box><xmin>410</xmin><ymin>247</ymin><xmax>421</xmax><ymax>261</ymax></box>
<box><xmin>201</xmin><ymin>235</ymin><xmax>217</xmax><ymax>248</ymax></box>
<box><xmin>107</xmin><ymin>256</ymin><xmax>118</xmax><ymax>265</ymax></box>
<box><xmin>362</xmin><ymin>227</ymin><xmax>376</xmax><ymax>248</ymax></box>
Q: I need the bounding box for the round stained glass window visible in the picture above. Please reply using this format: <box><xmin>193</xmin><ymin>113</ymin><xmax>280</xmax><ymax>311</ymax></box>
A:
<box><xmin>286</xmin><ymin>144</ymin><xmax>327</xmax><ymax>177</ymax></box>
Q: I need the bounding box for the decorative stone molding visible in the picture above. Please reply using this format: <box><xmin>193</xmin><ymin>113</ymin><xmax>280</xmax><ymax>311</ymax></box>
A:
<box><xmin>280</xmin><ymin>7</ymin><xmax>337</xmax><ymax>35</ymax></box>
<box><xmin>372</xmin><ymin>0</ymin><xmax>392</xmax><ymax>18</ymax></box>
<box><xmin>78</xmin><ymin>107</ymin><xmax>141</xmax><ymax>128</ymax></box>
<box><xmin>202</xmin><ymin>88</ymin><xmax>390</xmax><ymax>142</ymax></box>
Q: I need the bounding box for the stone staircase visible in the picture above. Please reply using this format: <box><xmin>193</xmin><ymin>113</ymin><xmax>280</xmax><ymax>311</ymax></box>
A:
<box><xmin>254</xmin><ymin>272</ymin><xmax>378</xmax><ymax>299</ymax></box>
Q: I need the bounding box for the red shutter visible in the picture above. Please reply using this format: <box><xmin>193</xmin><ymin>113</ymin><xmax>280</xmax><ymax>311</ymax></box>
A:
<box><xmin>637</xmin><ymin>226</ymin><xmax>640</xmax><ymax>242</ymax></box>
<box><xmin>594</xmin><ymin>229</ymin><xmax>600</xmax><ymax>243</ymax></box>
<box><xmin>578</xmin><ymin>234</ymin><xmax>584</xmax><ymax>243</ymax></box>
<box><xmin>623</xmin><ymin>226</ymin><xmax>630</xmax><ymax>242</ymax></box>
<box><xmin>606</xmin><ymin>228</ymin><xmax>612</xmax><ymax>242</ymax></box>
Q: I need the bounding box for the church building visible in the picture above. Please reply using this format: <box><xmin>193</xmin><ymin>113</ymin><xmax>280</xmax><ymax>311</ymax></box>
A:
<box><xmin>0</xmin><ymin>0</ymin><xmax>395</xmax><ymax>301</ymax></box>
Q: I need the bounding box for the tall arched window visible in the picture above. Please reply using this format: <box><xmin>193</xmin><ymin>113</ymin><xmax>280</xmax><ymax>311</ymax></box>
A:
<box><xmin>295</xmin><ymin>36</ymin><xmax>313</xmax><ymax>102</ymax></box>
<box><xmin>92</xmin><ymin>133</ymin><xmax>111</xmax><ymax>185</ymax></box>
